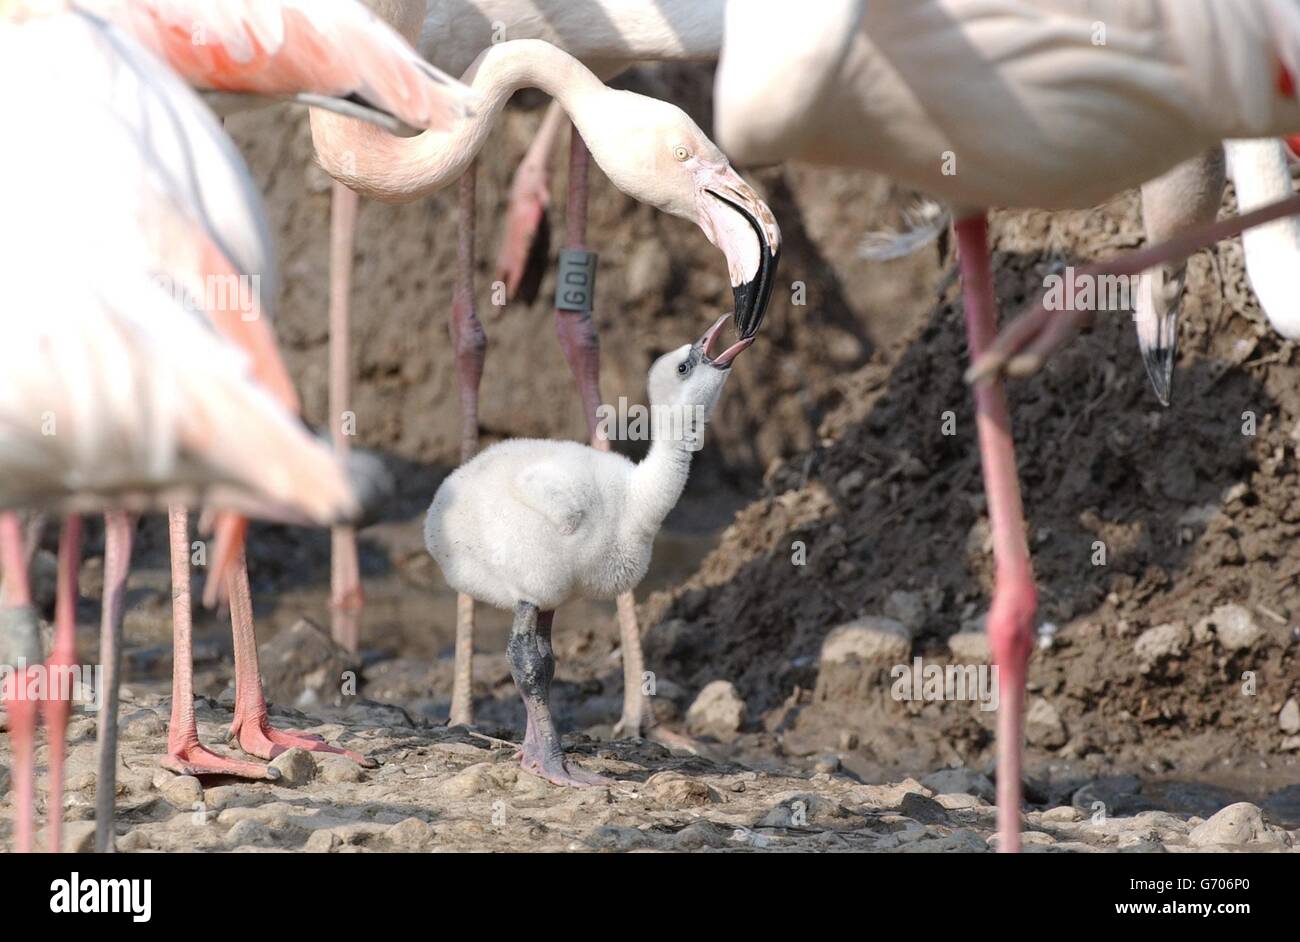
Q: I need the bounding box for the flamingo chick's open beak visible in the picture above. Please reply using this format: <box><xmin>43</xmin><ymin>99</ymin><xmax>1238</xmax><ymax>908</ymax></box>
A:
<box><xmin>697</xmin><ymin>313</ymin><xmax>753</xmax><ymax>369</ymax></box>
<box><xmin>699</xmin><ymin>165</ymin><xmax>781</xmax><ymax>339</ymax></box>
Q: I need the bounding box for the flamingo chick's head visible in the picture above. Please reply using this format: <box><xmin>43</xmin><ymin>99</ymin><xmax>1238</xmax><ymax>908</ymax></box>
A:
<box><xmin>646</xmin><ymin>314</ymin><xmax>750</xmax><ymax>444</ymax></box>
<box><xmin>584</xmin><ymin>92</ymin><xmax>781</xmax><ymax>339</ymax></box>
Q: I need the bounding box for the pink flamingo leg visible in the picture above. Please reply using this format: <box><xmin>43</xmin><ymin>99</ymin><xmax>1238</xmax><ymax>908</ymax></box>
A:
<box><xmin>329</xmin><ymin>180</ymin><xmax>364</xmax><ymax>655</ymax></box>
<box><xmin>95</xmin><ymin>510</ymin><xmax>134</xmax><ymax>853</ymax></box>
<box><xmin>955</xmin><ymin>215</ymin><xmax>1037</xmax><ymax>853</ymax></box>
<box><xmin>41</xmin><ymin>515</ymin><xmax>83</xmax><ymax>852</ymax></box>
<box><xmin>1</xmin><ymin>511</ymin><xmax>39</xmax><ymax>853</ymax></box>
<box><xmin>494</xmin><ymin>100</ymin><xmax>563</xmax><ymax>301</ymax></box>
<box><xmin>552</xmin><ymin>126</ymin><xmax>654</xmax><ymax>740</ymax></box>
<box><xmin>161</xmin><ymin>505</ymin><xmax>275</xmax><ymax>780</ymax></box>
<box><xmin>448</xmin><ymin>163</ymin><xmax>486</xmax><ymax>728</ymax></box>
<box><xmin>224</xmin><ymin>545</ymin><xmax>376</xmax><ymax>768</ymax></box>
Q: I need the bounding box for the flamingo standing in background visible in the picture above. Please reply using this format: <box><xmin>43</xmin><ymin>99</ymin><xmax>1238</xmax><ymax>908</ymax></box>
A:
<box><xmin>0</xmin><ymin>0</ymin><xmax>474</xmax><ymax>849</ymax></box>
<box><xmin>315</xmin><ymin>5</ymin><xmax>780</xmax><ymax>739</ymax></box>
<box><xmin>713</xmin><ymin>0</ymin><xmax>1300</xmax><ymax>851</ymax></box>
<box><xmin>55</xmin><ymin>0</ymin><xmax>478</xmax><ymax>786</ymax></box>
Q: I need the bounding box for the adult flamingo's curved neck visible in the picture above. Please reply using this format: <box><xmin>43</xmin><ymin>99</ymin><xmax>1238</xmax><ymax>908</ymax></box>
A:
<box><xmin>310</xmin><ymin>39</ymin><xmax>600</xmax><ymax>203</ymax></box>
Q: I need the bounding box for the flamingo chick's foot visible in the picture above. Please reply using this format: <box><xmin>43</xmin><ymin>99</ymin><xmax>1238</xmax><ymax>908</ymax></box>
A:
<box><xmin>228</xmin><ymin>711</ymin><xmax>378</xmax><ymax>769</ymax></box>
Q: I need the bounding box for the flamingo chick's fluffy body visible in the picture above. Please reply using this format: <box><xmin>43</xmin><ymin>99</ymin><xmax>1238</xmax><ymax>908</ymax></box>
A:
<box><xmin>425</xmin><ymin>316</ymin><xmax>748</xmax><ymax>785</ymax></box>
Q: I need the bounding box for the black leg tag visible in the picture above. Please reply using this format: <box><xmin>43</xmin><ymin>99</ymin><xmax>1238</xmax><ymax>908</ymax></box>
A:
<box><xmin>555</xmin><ymin>249</ymin><xmax>598</xmax><ymax>313</ymax></box>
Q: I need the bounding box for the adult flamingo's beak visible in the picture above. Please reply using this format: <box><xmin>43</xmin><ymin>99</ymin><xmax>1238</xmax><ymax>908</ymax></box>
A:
<box><xmin>699</xmin><ymin>165</ymin><xmax>781</xmax><ymax>339</ymax></box>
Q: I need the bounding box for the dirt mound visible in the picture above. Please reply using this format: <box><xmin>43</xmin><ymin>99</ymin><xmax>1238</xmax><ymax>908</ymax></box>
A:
<box><xmin>640</xmin><ymin>187</ymin><xmax>1300</xmax><ymax>788</ymax></box>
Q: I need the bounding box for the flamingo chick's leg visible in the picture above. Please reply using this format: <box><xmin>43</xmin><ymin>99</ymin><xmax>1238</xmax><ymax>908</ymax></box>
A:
<box><xmin>552</xmin><ymin>126</ymin><xmax>655</xmax><ymax>740</ymax></box>
<box><xmin>329</xmin><ymin>181</ymin><xmax>364</xmax><ymax>654</ymax></box>
<box><xmin>494</xmin><ymin>99</ymin><xmax>564</xmax><ymax>301</ymax></box>
<box><xmin>508</xmin><ymin>603</ymin><xmax>609</xmax><ymax>787</ymax></box>
<box><xmin>448</xmin><ymin>163</ymin><xmax>486</xmax><ymax>728</ymax></box>
<box><xmin>94</xmin><ymin>511</ymin><xmax>134</xmax><ymax>853</ymax></box>
<box><xmin>161</xmin><ymin>506</ymin><xmax>276</xmax><ymax>780</ymax></box>
<box><xmin>222</xmin><ymin>546</ymin><xmax>376</xmax><ymax>768</ymax></box>
<box><xmin>0</xmin><ymin>511</ymin><xmax>41</xmax><ymax>853</ymax></box>
<box><xmin>955</xmin><ymin>216</ymin><xmax>1037</xmax><ymax>853</ymax></box>
<box><xmin>41</xmin><ymin>516</ymin><xmax>82</xmax><ymax>852</ymax></box>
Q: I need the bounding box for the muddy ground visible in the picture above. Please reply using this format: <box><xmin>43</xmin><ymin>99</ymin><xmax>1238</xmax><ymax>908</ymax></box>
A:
<box><xmin>1</xmin><ymin>65</ymin><xmax>1299</xmax><ymax>852</ymax></box>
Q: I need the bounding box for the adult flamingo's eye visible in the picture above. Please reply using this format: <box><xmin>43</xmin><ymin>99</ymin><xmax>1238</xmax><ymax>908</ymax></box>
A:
<box><xmin>673</xmin><ymin>145</ymin><xmax>690</xmax><ymax>161</ymax></box>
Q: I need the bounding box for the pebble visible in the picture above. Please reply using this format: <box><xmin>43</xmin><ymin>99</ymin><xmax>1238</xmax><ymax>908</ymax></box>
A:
<box><xmin>921</xmin><ymin>768</ymin><xmax>995</xmax><ymax>802</ymax></box>
<box><xmin>1025</xmin><ymin>697</ymin><xmax>1067</xmax><ymax>749</ymax></box>
<box><xmin>437</xmin><ymin>762</ymin><xmax>500</xmax><ymax>799</ymax></box>
<box><xmin>646</xmin><ymin>771</ymin><xmax>718</xmax><ymax>806</ymax></box>
<box><xmin>224</xmin><ymin>818</ymin><xmax>275</xmax><ymax>848</ymax></box>
<box><xmin>883</xmin><ymin>590</ymin><xmax>927</xmax><ymax>634</ymax></box>
<box><xmin>1193</xmin><ymin>605</ymin><xmax>1261</xmax><ymax>652</ymax></box>
<box><xmin>386</xmin><ymin>817</ymin><xmax>433</xmax><ymax>849</ymax></box>
<box><xmin>898</xmin><ymin>792</ymin><xmax>949</xmax><ymax>824</ymax></box>
<box><xmin>946</xmin><ymin>631</ymin><xmax>990</xmax><ymax>662</ymax></box>
<box><xmin>1279</xmin><ymin>698</ymin><xmax>1300</xmax><ymax>735</ymax></box>
<box><xmin>1134</xmin><ymin>622</ymin><xmax>1189</xmax><ymax>669</ymax></box>
<box><xmin>156</xmin><ymin>774</ymin><xmax>204</xmax><ymax>809</ymax></box>
<box><xmin>685</xmin><ymin>680</ymin><xmax>747</xmax><ymax>741</ymax></box>
<box><xmin>1042</xmin><ymin>805</ymin><xmax>1085</xmax><ymax>823</ymax></box>
<box><xmin>305</xmin><ymin>829</ymin><xmax>341</xmax><ymax>853</ymax></box>
<box><xmin>270</xmin><ymin>748</ymin><xmax>317</xmax><ymax>786</ymax></box>
<box><xmin>1188</xmin><ymin>803</ymin><xmax>1275</xmax><ymax>847</ymax></box>
<box><xmin>317</xmin><ymin>754</ymin><xmax>365</xmax><ymax>785</ymax></box>
<box><xmin>820</xmin><ymin>617</ymin><xmax>912</xmax><ymax>662</ymax></box>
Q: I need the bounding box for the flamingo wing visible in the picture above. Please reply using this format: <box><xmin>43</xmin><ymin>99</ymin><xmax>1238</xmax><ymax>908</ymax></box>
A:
<box><xmin>78</xmin><ymin>0</ymin><xmax>476</xmax><ymax>131</ymax></box>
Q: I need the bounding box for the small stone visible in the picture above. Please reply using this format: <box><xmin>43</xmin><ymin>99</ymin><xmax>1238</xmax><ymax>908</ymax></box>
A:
<box><xmin>1279</xmin><ymin>698</ymin><xmax>1300</xmax><ymax>735</ymax></box>
<box><xmin>1188</xmin><ymin>802</ymin><xmax>1271</xmax><ymax>847</ymax></box>
<box><xmin>685</xmin><ymin>680</ymin><xmax>747</xmax><ymax>742</ymax></box>
<box><xmin>1025</xmin><ymin>697</ymin><xmax>1067</xmax><ymax>749</ymax></box>
<box><xmin>899</xmin><ymin>792</ymin><xmax>949</xmax><ymax>824</ymax></box>
<box><xmin>813</xmin><ymin>755</ymin><xmax>841</xmax><ymax>775</ymax></box>
<box><xmin>921</xmin><ymin>768</ymin><xmax>995</xmax><ymax>802</ymax></box>
<box><xmin>224</xmin><ymin>818</ymin><xmax>275</xmax><ymax>848</ymax></box>
<box><xmin>1134</xmin><ymin>622</ymin><xmax>1189</xmax><ymax>670</ymax></box>
<box><xmin>836</xmin><ymin>470</ymin><xmax>866</xmax><ymax>496</ymax></box>
<box><xmin>1042</xmin><ymin>805</ymin><xmax>1084</xmax><ymax>823</ymax></box>
<box><xmin>645</xmin><ymin>771</ymin><xmax>718</xmax><ymax>806</ymax></box>
<box><xmin>934</xmin><ymin>793</ymin><xmax>984</xmax><ymax>810</ymax></box>
<box><xmin>53</xmin><ymin>820</ymin><xmax>97</xmax><ymax>853</ymax></box>
<box><xmin>317</xmin><ymin>755</ymin><xmax>364</xmax><ymax>785</ymax></box>
<box><xmin>820</xmin><ymin>617</ymin><xmax>911</xmax><ymax>663</ymax></box>
<box><xmin>946</xmin><ymin>631</ymin><xmax>989</xmax><ymax>662</ymax></box>
<box><xmin>883</xmin><ymin>590</ymin><xmax>927</xmax><ymax>635</ymax></box>
<box><xmin>438</xmin><ymin>763</ymin><xmax>498</xmax><ymax>799</ymax></box>
<box><xmin>158</xmin><ymin>775</ymin><xmax>204</xmax><ymax>809</ymax></box>
<box><xmin>305</xmin><ymin>829</ymin><xmax>341</xmax><ymax>853</ymax></box>
<box><xmin>673</xmin><ymin>820</ymin><xmax>729</xmax><ymax>850</ymax></box>
<box><xmin>387</xmin><ymin>817</ymin><xmax>433</xmax><ymax>849</ymax></box>
<box><xmin>270</xmin><ymin>748</ymin><xmax>317</xmax><ymax>786</ymax></box>
<box><xmin>1193</xmin><ymin>605</ymin><xmax>1261</xmax><ymax>652</ymax></box>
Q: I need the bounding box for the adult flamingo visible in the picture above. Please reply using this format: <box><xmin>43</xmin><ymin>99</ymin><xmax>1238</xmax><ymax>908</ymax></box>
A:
<box><xmin>314</xmin><ymin>10</ymin><xmax>780</xmax><ymax>737</ymax></box>
<box><xmin>0</xmin><ymin>0</ymin><xmax>471</xmax><ymax>848</ymax></box>
<box><xmin>713</xmin><ymin>0</ymin><xmax>1300</xmax><ymax>851</ymax></box>
<box><xmin>54</xmin><ymin>0</ymin><xmax>478</xmax><ymax>785</ymax></box>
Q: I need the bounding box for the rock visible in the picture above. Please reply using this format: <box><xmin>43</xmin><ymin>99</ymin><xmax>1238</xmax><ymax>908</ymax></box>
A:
<box><xmin>883</xmin><ymin>591</ymin><xmax>927</xmax><ymax>636</ymax></box>
<box><xmin>821</xmin><ymin>617</ymin><xmax>911</xmax><ymax>662</ymax></box>
<box><xmin>270</xmin><ymin>748</ymin><xmax>317</xmax><ymax>786</ymax></box>
<box><xmin>1024</xmin><ymin>697</ymin><xmax>1067</xmax><ymax>749</ymax></box>
<box><xmin>305</xmin><ymin>829</ymin><xmax>341</xmax><ymax>853</ymax></box>
<box><xmin>316</xmin><ymin>754</ymin><xmax>364</xmax><ymax>785</ymax></box>
<box><xmin>758</xmin><ymin>794</ymin><xmax>850</xmax><ymax>828</ymax></box>
<box><xmin>437</xmin><ymin>763</ymin><xmax>500</xmax><ymax>799</ymax></box>
<box><xmin>587</xmin><ymin>825</ymin><xmax>657</xmax><ymax>851</ymax></box>
<box><xmin>387</xmin><ymin>817</ymin><xmax>433</xmax><ymax>849</ymax></box>
<box><xmin>224</xmin><ymin>818</ymin><xmax>275</xmax><ymax>848</ymax></box>
<box><xmin>846</xmin><ymin>778</ymin><xmax>931</xmax><ymax>809</ymax></box>
<box><xmin>1279</xmin><ymin>698</ymin><xmax>1300</xmax><ymax>735</ymax></box>
<box><xmin>685</xmin><ymin>681</ymin><xmax>746</xmax><ymax>741</ymax></box>
<box><xmin>50</xmin><ymin>820</ymin><xmax>97</xmax><ymax>853</ymax></box>
<box><xmin>815</xmin><ymin>617</ymin><xmax>911</xmax><ymax>702</ymax></box>
<box><xmin>899</xmin><ymin>792</ymin><xmax>949</xmax><ymax>824</ymax></box>
<box><xmin>157</xmin><ymin>774</ymin><xmax>204</xmax><ymax>809</ymax></box>
<box><xmin>672</xmin><ymin>820</ymin><xmax>730</xmax><ymax>850</ymax></box>
<box><xmin>256</xmin><ymin>617</ymin><xmax>361</xmax><ymax>710</ymax></box>
<box><xmin>1042</xmin><ymin>805</ymin><xmax>1084</xmax><ymax>823</ymax></box>
<box><xmin>119</xmin><ymin>709</ymin><xmax>167</xmax><ymax>740</ymax></box>
<box><xmin>1188</xmin><ymin>802</ymin><xmax>1273</xmax><ymax>847</ymax></box>
<box><xmin>1281</xmin><ymin>735</ymin><xmax>1300</xmax><ymax>752</ymax></box>
<box><xmin>947</xmin><ymin>631</ymin><xmax>989</xmax><ymax>662</ymax></box>
<box><xmin>921</xmin><ymin>768</ymin><xmax>995</xmax><ymax>803</ymax></box>
<box><xmin>933</xmin><ymin>793</ymin><xmax>985</xmax><ymax>810</ymax></box>
<box><xmin>645</xmin><ymin>771</ymin><xmax>718</xmax><ymax>806</ymax></box>
<box><xmin>1133</xmin><ymin>622</ymin><xmax>1189</xmax><ymax>670</ymax></box>
<box><xmin>1193</xmin><ymin>605</ymin><xmax>1261</xmax><ymax>652</ymax></box>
